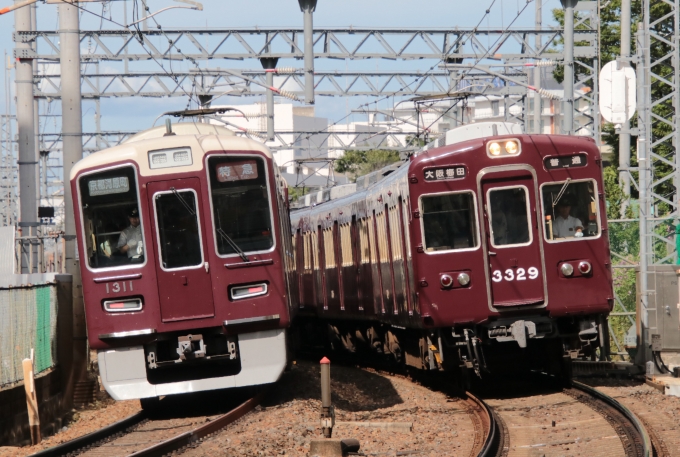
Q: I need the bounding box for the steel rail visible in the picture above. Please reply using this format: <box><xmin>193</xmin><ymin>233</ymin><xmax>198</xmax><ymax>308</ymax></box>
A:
<box><xmin>572</xmin><ymin>380</ymin><xmax>652</xmax><ymax>457</ymax></box>
<box><xmin>465</xmin><ymin>391</ymin><xmax>503</xmax><ymax>457</ymax></box>
<box><xmin>28</xmin><ymin>392</ymin><xmax>263</xmax><ymax>457</ymax></box>
<box><xmin>127</xmin><ymin>392</ymin><xmax>263</xmax><ymax>457</ymax></box>
<box><xmin>28</xmin><ymin>411</ymin><xmax>147</xmax><ymax>457</ymax></box>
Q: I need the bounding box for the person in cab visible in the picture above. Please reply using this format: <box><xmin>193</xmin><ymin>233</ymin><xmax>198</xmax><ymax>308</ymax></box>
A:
<box><xmin>117</xmin><ymin>207</ymin><xmax>144</xmax><ymax>260</ymax></box>
<box><xmin>553</xmin><ymin>196</ymin><xmax>583</xmax><ymax>238</ymax></box>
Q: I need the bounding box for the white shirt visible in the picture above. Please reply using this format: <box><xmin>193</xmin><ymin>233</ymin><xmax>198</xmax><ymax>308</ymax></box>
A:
<box><xmin>117</xmin><ymin>225</ymin><xmax>144</xmax><ymax>258</ymax></box>
<box><xmin>554</xmin><ymin>215</ymin><xmax>583</xmax><ymax>238</ymax></box>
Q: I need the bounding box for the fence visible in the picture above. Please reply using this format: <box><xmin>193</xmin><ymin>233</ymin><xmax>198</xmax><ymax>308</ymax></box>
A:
<box><xmin>0</xmin><ymin>276</ymin><xmax>59</xmax><ymax>388</ymax></box>
<box><xmin>14</xmin><ymin>227</ymin><xmax>66</xmax><ymax>274</ymax></box>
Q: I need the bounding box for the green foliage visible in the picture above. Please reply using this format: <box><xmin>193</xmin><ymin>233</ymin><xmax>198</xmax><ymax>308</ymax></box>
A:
<box><xmin>288</xmin><ymin>186</ymin><xmax>310</xmax><ymax>202</ymax></box>
<box><xmin>551</xmin><ymin>2</ymin><xmax>641</xmax><ymax>84</ymax></box>
<box><xmin>604</xmin><ymin>165</ymin><xmax>639</xmax><ymax>359</ymax></box>
<box><xmin>334</xmin><ymin>149</ymin><xmax>401</xmax><ymax>182</ymax></box>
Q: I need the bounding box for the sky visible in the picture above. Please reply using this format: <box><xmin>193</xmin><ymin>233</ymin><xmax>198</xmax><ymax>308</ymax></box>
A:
<box><xmin>0</xmin><ymin>0</ymin><xmax>565</xmax><ymax>137</ymax></box>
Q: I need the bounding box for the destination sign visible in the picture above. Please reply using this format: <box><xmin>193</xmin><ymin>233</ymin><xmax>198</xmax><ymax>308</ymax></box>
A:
<box><xmin>88</xmin><ymin>176</ymin><xmax>130</xmax><ymax>196</ymax></box>
<box><xmin>423</xmin><ymin>165</ymin><xmax>467</xmax><ymax>182</ymax></box>
<box><xmin>544</xmin><ymin>154</ymin><xmax>588</xmax><ymax>170</ymax></box>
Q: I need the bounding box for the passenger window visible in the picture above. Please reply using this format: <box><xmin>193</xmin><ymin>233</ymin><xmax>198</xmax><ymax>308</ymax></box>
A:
<box><xmin>487</xmin><ymin>186</ymin><xmax>531</xmax><ymax>247</ymax></box>
<box><xmin>207</xmin><ymin>156</ymin><xmax>273</xmax><ymax>256</ymax></box>
<box><xmin>542</xmin><ymin>180</ymin><xmax>599</xmax><ymax>241</ymax></box>
<box><xmin>78</xmin><ymin>166</ymin><xmax>144</xmax><ymax>269</ymax></box>
<box><xmin>420</xmin><ymin>192</ymin><xmax>478</xmax><ymax>252</ymax></box>
<box><xmin>154</xmin><ymin>190</ymin><xmax>203</xmax><ymax>270</ymax></box>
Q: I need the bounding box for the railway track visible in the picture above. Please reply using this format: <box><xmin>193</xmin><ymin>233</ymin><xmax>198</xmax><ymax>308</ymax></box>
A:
<box><xmin>480</xmin><ymin>376</ymin><xmax>653</xmax><ymax>457</ymax></box>
<box><xmin>463</xmin><ymin>391</ymin><xmax>505</xmax><ymax>457</ymax></box>
<box><xmin>23</xmin><ymin>364</ymin><xmax>657</xmax><ymax>457</ymax></box>
<box><xmin>28</xmin><ymin>392</ymin><xmax>263</xmax><ymax>457</ymax></box>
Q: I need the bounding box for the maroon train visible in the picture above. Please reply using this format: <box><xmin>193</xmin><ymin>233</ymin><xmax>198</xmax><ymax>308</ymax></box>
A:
<box><xmin>290</xmin><ymin>122</ymin><xmax>612</xmax><ymax>379</ymax></box>
<box><xmin>71</xmin><ymin>123</ymin><xmax>295</xmax><ymax>403</ymax></box>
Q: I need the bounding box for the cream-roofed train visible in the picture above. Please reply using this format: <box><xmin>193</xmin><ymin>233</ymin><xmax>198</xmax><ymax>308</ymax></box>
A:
<box><xmin>70</xmin><ymin>122</ymin><xmax>295</xmax><ymax>407</ymax></box>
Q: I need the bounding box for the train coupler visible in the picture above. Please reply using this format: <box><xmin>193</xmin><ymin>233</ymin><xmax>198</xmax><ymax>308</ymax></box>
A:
<box><xmin>177</xmin><ymin>334</ymin><xmax>207</xmax><ymax>361</ymax></box>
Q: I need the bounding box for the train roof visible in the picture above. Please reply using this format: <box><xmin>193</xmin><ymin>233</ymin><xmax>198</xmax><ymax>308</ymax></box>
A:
<box><xmin>70</xmin><ymin>122</ymin><xmax>272</xmax><ymax>180</ymax></box>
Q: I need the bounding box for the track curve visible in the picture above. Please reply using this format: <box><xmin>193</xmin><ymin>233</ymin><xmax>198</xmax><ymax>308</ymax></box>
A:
<box><xmin>28</xmin><ymin>393</ymin><xmax>263</xmax><ymax>457</ymax></box>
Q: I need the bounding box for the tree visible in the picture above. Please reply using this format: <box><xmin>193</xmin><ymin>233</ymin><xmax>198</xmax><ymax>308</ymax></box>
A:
<box><xmin>334</xmin><ymin>149</ymin><xmax>401</xmax><ymax>182</ymax></box>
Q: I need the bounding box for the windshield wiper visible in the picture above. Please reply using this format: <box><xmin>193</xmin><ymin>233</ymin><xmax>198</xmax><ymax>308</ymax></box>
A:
<box><xmin>551</xmin><ymin>178</ymin><xmax>572</xmax><ymax>208</ymax></box>
<box><xmin>170</xmin><ymin>187</ymin><xmax>249</xmax><ymax>262</ymax></box>
<box><xmin>170</xmin><ymin>187</ymin><xmax>196</xmax><ymax>216</ymax></box>
<box><xmin>215</xmin><ymin>206</ymin><xmax>249</xmax><ymax>262</ymax></box>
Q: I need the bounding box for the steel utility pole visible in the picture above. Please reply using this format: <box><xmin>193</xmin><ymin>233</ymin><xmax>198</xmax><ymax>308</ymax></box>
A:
<box><xmin>534</xmin><ymin>0</ymin><xmax>542</xmax><ymax>134</ymax></box>
<box><xmin>15</xmin><ymin>0</ymin><xmax>38</xmax><ymax>272</ymax></box>
<box><xmin>59</xmin><ymin>0</ymin><xmax>88</xmax><ymax>393</ymax></box>
<box><xmin>298</xmin><ymin>0</ymin><xmax>317</xmax><ymax>105</ymax></box>
<box><xmin>260</xmin><ymin>58</ymin><xmax>278</xmax><ymax>141</ymax></box>
<box><xmin>619</xmin><ymin>0</ymin><xmax>632</xmax><ymax>215</ymax></box>
<box><xmin>561</xmin><ymin>0</ymin><xmax>577</xmax><ymax>135</ymax></box>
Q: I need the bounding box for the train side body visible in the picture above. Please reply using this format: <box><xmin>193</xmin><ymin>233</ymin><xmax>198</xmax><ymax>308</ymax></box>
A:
<box><xmin>291</xmin><ymin>129</ymin><xmax>612</xmax><ymax>372</ymax></box>
<box><xmin>71</xmin><ymin>124</ymin><xmax>294</xmax><ymax>400</ymax></box>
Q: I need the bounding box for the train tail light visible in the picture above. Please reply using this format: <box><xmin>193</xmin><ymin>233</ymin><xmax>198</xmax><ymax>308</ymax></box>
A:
<box><xmin>560</xmin><ymin>263</ymin><xmax>574</xmax><ymax>277</ymax></box>
<box><xmin>231</xmin><ymin>283</ymin><xmax>268</xmax><ymax>300</ymax></box>
<box><xmin>440</xmin><ymin>274</ymin><xmax>453</xmax><ymax>288</ymax></box>
<box><xmin>578</xmin><ymin>261</ymin><xmax>592</xmax><ymax>275</ymax></box>
<box><xmin>104</xmin><ymin>298</ymin><xmax>143</xmax><ymax>313</ymax></box>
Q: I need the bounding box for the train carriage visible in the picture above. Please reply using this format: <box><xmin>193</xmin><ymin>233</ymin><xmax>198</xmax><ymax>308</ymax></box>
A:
<box><xmin>71</xmin><ymin>123</ymin><xmax>295</xmax><ymax>402</ymax></box>
<box><xmin>291</xmin><ymin>122</ymin><xmax>612</xmax><ymax>378</ymax></box>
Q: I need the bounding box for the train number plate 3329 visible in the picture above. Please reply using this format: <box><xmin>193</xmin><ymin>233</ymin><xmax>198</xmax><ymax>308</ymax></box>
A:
<box><xmin>491</xmin><ymin>267</ymin><xmax>539</xmax><ymax>282</ymax></box>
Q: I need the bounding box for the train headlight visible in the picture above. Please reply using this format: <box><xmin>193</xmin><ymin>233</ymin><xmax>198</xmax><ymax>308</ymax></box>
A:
<box><xmin>578</xmin><ymin>261</ymin><xmax>592</xmax><ymax>275</ymax></box>
<box><xmin>457</xmin><ymin>273</ymin><xmax>471</xmax><ymax>287</ymax></box>
<box><xmin>505</xmin><ymin>141</ymin><xmax>519</xmax><ymax>154</ymax></box>
<box><xmin>560</xmin><ymin>263</ymin><xmax>574</xmax><ymax>277</ymax></box>
<box><xmin>488</xmin><ymin>142</ymin><xmax>502</xmax><ymax>156</ymax></box>
<box><xmin>440</xmin><ymin>274</ymin><xmax>454</xmax><ymax>288</ymax></box>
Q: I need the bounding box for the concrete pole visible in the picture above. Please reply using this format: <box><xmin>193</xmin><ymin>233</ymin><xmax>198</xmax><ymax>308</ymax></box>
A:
<box><xmin>31</xmin><ymin>2</ymin><xmax>40</xmax><ymax>210</ymax></box>
<box><xmin>59</xmin><ymin>1</ymin><xmax>87</xmax><ymax>388</ymax></box>
<box><xmin>635</xmin><ymin>21</ymin><xmax>651</xmax><ymax>369</ymax></box>
<box><xmin>619</xmin><ymin>0</ymin><xmax>632</xmax><ymax>216</ymax></box>
<box><xmin>298</xmin><ymin>0</ymin><xmax>317</xmax><ymax>105</ymax></box>
<box><xmin>15</xmin><ymin>0</ymin><xmax>38</xmax><ymax>272</ymax></box>
<box><xmin>198</xmin><ymin>94</ymin><xmax>213</xmax><ymax>123</ymax></box>
<box><xmin>560</xmin><ymin>0</ymin><xmax>577</xmax><ymax>135</ymax></box>
<box><xmin>533</xmin><ymin>0</ymin><xmax>542</xmax><ymax>134</ymax></box>
<box><xmin>141</xmin><ymin>0</ymin><xmax>149</xmax><ymax>31</ymax></box>
<box><xmin>260</xmin><ymin>58</ymin><xmax>278</xmax><ymax>141</ymax></box>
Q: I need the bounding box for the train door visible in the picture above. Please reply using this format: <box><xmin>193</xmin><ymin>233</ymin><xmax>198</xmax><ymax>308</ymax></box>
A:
<box><xmin>481</xmin><ymin>173</ymin><xmax>546</xmax><ymax>307</ymax></box>
<box><xmin>323</xmin><ymin>225</ymin><xmax>340</xmax><ymax>311</ymax></box>
<box><xmin>147</xmin><ymin>178</ymin><xmax>214</xmax><ymax>322</ymax></box>
<box><xmin>296</xmin><ymin>229</ymin><xmax>304</xmax><ymax>306</ymax></box>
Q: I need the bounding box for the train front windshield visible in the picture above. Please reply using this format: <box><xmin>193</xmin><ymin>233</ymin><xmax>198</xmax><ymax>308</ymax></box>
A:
<box><xmin>207</xmin><ymin>156</ymin><xmax>274</xmax><ymax>256</ymax></box>
<box><xmin>78</xmin><ymin>166</ymin><xmax>145</xmax><ymax>269</ymax></box>
<box><xmin>421</xmin><ymin>192</ymin><xmax>478</xmax><ymax>252</ymax></box>
<box><xmin>541</xmin><ymin>180</ymin><xmax>600</xmax><ymax>241</ymax></box>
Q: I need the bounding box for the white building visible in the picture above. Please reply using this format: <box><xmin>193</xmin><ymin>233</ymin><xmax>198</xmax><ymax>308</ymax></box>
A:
<box><xmin>211</xmin><ymin>103</ymin><xmax>329</xmax><ymax>175</ymax></box>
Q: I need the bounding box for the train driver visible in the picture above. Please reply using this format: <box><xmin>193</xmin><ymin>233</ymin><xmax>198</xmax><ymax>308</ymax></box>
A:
<box><xmin>117</xmin><ymin>207</ymin><xmax>144</xmax><ymax>260</ymax></box>
<box><xmin>553</xmin><ymin>196</ymin><xmax>583</xmax><ymax>238</ymax></box>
